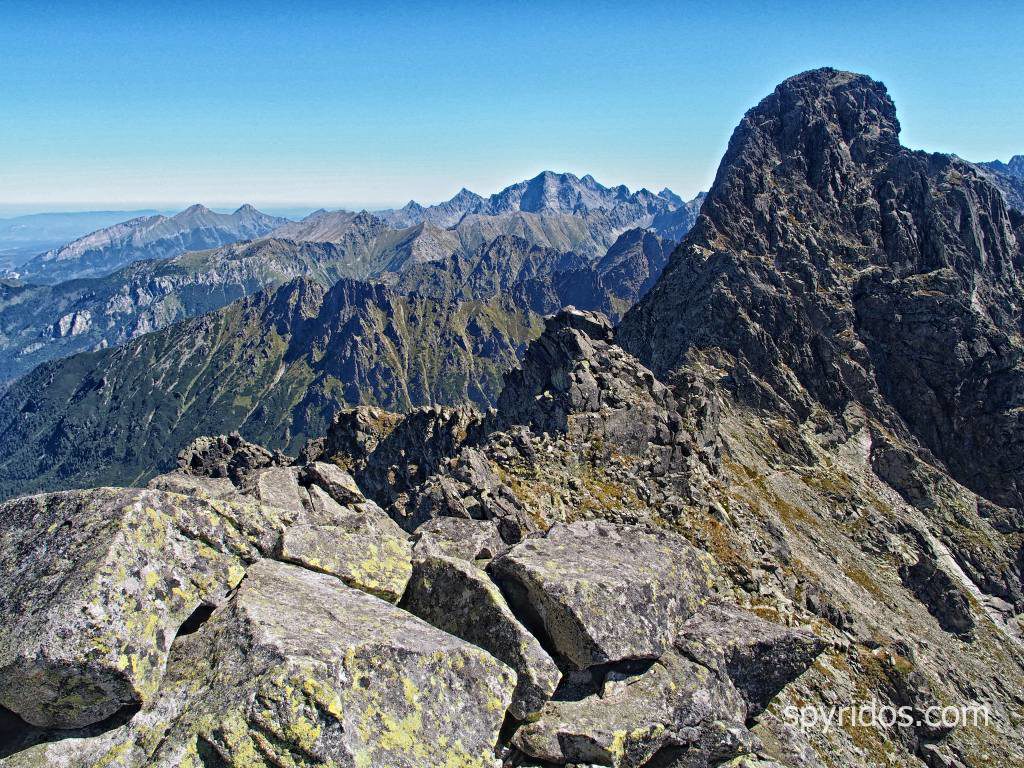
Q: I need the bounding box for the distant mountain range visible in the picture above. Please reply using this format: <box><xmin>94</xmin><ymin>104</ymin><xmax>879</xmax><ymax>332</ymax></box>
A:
<box><xmin>17</xmin><ymin>204</ymin><xmax>287</xmax><ymax>283</ymax></box>
<box><xmin>0</xmin><ymin>210</ymin><xmax>163</xmax><ymax>272</ymax></box>
<box><xmin>0</xmin><ymin>173</ymin><xmax>703</xmax><ymax>388</ymax></box>
<box><xmin>0</xmin><ymin>220</ymin><xmax>669</xmax><ymax>388</ymax></box>
<box><xmin>0</xmin><ymin>227</ymin><xmax>673</xmax><ymax>495</ymax></box>
<box><xmin>375</xmin><ymin>172</ymin><xmax>695</xmax><ymax>254</ymax></box>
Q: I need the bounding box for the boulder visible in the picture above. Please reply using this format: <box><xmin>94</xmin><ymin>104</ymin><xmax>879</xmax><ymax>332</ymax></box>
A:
<box><xmin>512</xmin><ymin>652</ymin><xmax>749</xmax><ymax>767</ymax></box>
<box><xmin>302</xmin><ymin>460</ymin><xmax>365</xmax><ymax>505</ymax></box>
<box><xmin>278</xmin><ymin>485</ymin><xmax>412</xmax><ymax>602</ymax></box>
<box><xmin>247</xmin><ymin>466</ymin><xmax>307</xmax><ymax>515</ymax></box>
<box><xmin>0</xmin><ymin>488</ymin><xmax>287</xmax><ymax>728</ymax></box>
<box><xmin>402</xmin><ymin>552</ymin><xmax>560</xmax><ymax>719</ymax></box>
<box><xmin>0</xmin><ymin>560</ymin><xmax>518</xmax><ymax>767</ymax></box>
<box><xmin>675</xmin><ymin>604</ymin><xmax>826</xmax><ymax>716</ymax></box>
<box><xmin>489</xmin><ymin>521</ymin><xmax>715</xmax><ymax>668</ymax></box>
<box><xmin>412</xmin><ymin>516</ymin><xmax>508</xmax><ymax>562</ymax></box>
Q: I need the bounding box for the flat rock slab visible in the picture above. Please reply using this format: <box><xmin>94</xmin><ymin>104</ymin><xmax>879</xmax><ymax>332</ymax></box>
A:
<box><xmin>489</xmin><ymin>520</ymin><xmax>716</xmax><ymax>669</ymax></box>
<box><xmin>248</xmin><ymin>466</ymin><xmax>307</xmax><ymax>514</ymax></box>
<box><xmin>402</xmin><ymin>552</ymin><xmax>560</xmax><ymax>719</ymax></box>
<box><xmin>412</xmin><ymin>516</ymin><xmax>508</xmax><ymax>562</ymax></box>
<box><xmin>8</xmin><ymin>560</ymin><xmax>517</xmax><ymax>768</ymax></box>
<box><xmin>279</xmin><ymin>485</ymin><xmax>412</xmax><ymax>602</ymax></box>
<box><xmin>0</xmin><ymin>488</ymin><xmax>289</xmax><ymax>728</ymax></box>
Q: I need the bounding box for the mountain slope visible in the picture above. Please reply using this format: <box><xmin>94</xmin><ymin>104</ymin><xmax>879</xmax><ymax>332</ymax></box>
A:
<box><xmin>0</xmin><ymin>277</ymin><xmax>541</xmax><ymax>496</ymax></box>
<box><xmin>0</xmin><ymin>226</ymin><xmax>674</xmax><ymax>496</ymax></box>
<box><xmin>0</xmin><ymin>238</ymin><xmax>370</xmax><ymax>387</ymax></box>
<box><xmin>0</xmin><ymin>218</ymin><xmax>469</xmax><ymax>387</ymax></box>
<box><xmin>979</xmin><ymin>155</ymin><xmax>1024</xmax><ymax>210</ymax></box>
<box><xmin>19</xmin><ymin>204</ymin><xmax>287</xmax><ymax>283</ymax></box>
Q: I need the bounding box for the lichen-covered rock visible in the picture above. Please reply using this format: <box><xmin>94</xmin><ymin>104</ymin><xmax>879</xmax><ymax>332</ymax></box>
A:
<box><xmin>278</xmin><ymin>486</ymin><xmax>412</xmax><ymax>602</ymax></box>
<box><xmin>412</xmin><ymin>516</ymin><xmax>508</xmax><ymax>562</ymax></box>
<box><xmin>675</xmin><ymin>604</ymin><xmax>826</xmax><ymax>716</ymax></box>
<box><xmin>402</xmin><ymin>552</ymin><xmax>560</xmax><ymax>719</ymax></box>
<box><xmin>146</xmin><ymin>471</ymin><xmax>248</xmax><ymax>503</ymax></box>
<box><xmin>247</xmin><ymin>465</ymin><xmax>307</xmax><ymax>515</ymax></box>
<box><xmin>302</xmin><ymin>460</ymin><xmax>365</xmax><ymax>505</ymax></box>
<box><xmin>512</xmin><ymin>652</ymin><xmax>749</xmax><ymax>767</ymax></box>
<box><xmin>0</xmin><ymin>488</ymin><xmax>288</xmax><ymax>729</ymax></box>
<box><xmin>4</xmin><ymin>560</ymin><xmax>516</xmax><ymax>768</ymax></box>
<box><xmin>489</xmin><ymin>520</ymin><xmax>716</xmax><ymax>669</ymax></box>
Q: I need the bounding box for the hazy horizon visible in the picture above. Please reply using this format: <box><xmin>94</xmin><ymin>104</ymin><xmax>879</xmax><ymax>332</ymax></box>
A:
<box><xmin>0</xmin><ymin>168</ymin><xmax>697</xmax><ymax>219</ymax></box>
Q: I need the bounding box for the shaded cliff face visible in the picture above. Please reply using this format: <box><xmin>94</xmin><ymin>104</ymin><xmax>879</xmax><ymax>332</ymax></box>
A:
<box><xmin>979</xmin><ymin>155</ymin><xmax>1024</xmax><ymax>211</ymax></box>
<box><xmin>619</xmin><ymin>68</ymin><xmax>1024</xmax><ymax>513</ymax></box>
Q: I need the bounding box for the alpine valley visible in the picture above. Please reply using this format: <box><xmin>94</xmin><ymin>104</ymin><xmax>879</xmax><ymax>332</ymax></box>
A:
<box><xmin>1</xmin><ymin>68</ymin><xmax>1023</xmax><ymax>768</ymax></box>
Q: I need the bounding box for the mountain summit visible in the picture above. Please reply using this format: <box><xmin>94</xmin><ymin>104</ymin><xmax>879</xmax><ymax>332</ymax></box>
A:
<box><xmin>380</xmin><ymin>171</ymin><xmax>691</xmax><ymax>229</ymax></box>
<box><xmin>19</xmin><ymin>204</ymin><xmax>287</xmax><ymax>283</ymax></box>
<box><xmin>621</xmin><ymin>67</ymin><xmax>1024</xmax><ymax>512</ymax></box>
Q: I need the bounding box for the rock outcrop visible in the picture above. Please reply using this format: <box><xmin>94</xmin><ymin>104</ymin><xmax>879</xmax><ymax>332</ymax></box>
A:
<box><xmin>0</xmin><ymin>488</ymin><xmax>285</xmax><ymax>728</ymax></box>
<box><xmin>489</xmin><ymin>520</ymin><xmax>715</xmax><ymax>669</ymax></box>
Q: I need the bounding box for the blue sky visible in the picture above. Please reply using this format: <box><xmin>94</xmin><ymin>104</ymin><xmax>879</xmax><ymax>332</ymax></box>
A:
<box><xmin>1</xmin><ymin>0</ymin><xmax>1021</xmax><ymax>214</ymax></box>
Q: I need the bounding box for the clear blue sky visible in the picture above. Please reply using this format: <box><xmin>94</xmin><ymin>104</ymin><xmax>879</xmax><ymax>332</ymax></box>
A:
<box><xmin>1</xmin><ymin>0</ymin><xmax>1021</xmax><ymax>214</ymax></box>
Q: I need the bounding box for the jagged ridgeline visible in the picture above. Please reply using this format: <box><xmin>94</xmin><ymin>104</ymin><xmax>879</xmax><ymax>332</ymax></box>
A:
<box><xmin>0</xmin><ymin>230</ymin><xmax>673</xmax><ymax>498</ymax></box>
<box><xmin>1</xmin><ymin>67</ymin><xmax>1024</xmax><ymax>767</ymax></box>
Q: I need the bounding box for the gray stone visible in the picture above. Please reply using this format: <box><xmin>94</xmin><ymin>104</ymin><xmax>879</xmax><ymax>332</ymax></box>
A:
<box><xmin>0</xmin><ymin>560</ymin><xmax>518</xmax><ymax>767</ymax></box>
<box><xmin>402</xmin><ymin>552</ymin><xmax>560</xmax><ymax>719</ymax></box>
<box><xmin>412</xmin><ymin>516</ymin><xmax>508</xmax><ymax>562</ymax></box>
<box><xmin>302</xmin><ymin>460</ymin><xmax>365</xmax><ymax>505</ymax></box>
<box><xmin>676</xmin><ymin>604</ymin><xmax>826</xmax><ymax>716</ymax></box>
<box><xmin>248</xmin><ymin>466</ymin><xmax>306</xmax><ymax>515</ymax></box>
<box><xmin>0</xmin><ymin>488</ymin><xmax>288</xmax><ymax>728</ymax></box>
<box><xmin>513</xmin><ymin>652</ymin><xmax>748</xmax><ymax>767</ymax></box>
<box><xmin>278</xmin><ymin>486</ymin><xmax>412</xmax><ymax>602</ymax></box>
<box><xmin>489</xmin><ymin>520</ymin><xmax>716</xmax><ymax>669</ymax></box>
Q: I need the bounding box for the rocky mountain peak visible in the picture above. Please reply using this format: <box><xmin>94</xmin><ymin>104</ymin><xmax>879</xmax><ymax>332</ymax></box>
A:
<box><xmin>177</xmin><ymin>203</ymin><xmax>213</xmax><ymax>218</ymax></box>
<box><xmin>622</xmin><ymin>66</ymin><xmax>1024</xmax><ymax>561</ymax></box>
<box><xmin>658</xmin><ymin>187</ymin><xmax>684</xmax><ymax>206</ymax></box>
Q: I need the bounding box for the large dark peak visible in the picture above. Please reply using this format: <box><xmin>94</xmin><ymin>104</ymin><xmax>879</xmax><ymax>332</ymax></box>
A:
<box><xmin>619</xmin><ymin>67</ymin><xmax>1024</xmax><ymax>514</ymax></box>
<box><xmin>689</xmin><ymin>68</ymin><xmax>901</xmax><ymax>260</ymax></box>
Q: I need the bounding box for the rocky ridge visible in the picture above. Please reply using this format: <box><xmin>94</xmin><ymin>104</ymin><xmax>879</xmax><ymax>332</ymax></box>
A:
<box><xmin>978</xmin><ymin>155</ymin><xmax>1024</xmax><ymax>211</ymax></box>
<box><xmin>19</xmin><ymin>204</ymin><xmax>287</xmax><ymax>284</ymax></box>
<box><xmin>0</xmin><ymin>312</ymin><xmax>829</xmax><ymax>766</ymax></box>
<box><xmin>0</xmin><ymin>231</ymin><xmax>678</xmax><ymax>499</ymax></box>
